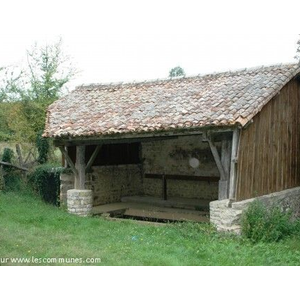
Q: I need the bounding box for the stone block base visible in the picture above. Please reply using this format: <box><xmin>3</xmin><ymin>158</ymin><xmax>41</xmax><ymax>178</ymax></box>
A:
<box><xmin>67</xmin><ymin>189</ymin><xmax>93</xmax><ymax>217</ymax></box>
<box><xmin>210</xmin><ymin>187</ymin><xmax>300</xmax><ymax>234</ymax></box>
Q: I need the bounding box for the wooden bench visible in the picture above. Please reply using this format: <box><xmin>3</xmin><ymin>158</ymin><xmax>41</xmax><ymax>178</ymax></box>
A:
<box><xmin>144</xmin><ymin>173</ymin><xmax>220</xmax><ymax>200</ymax></box>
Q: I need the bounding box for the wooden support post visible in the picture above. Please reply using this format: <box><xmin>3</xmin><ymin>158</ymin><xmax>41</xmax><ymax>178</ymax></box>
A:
<box><xmin>218</xmin><ymin>139</ymin><xmax>232</xmax><ymax>200</ymax></box>
<box><xmin>229</xmin><ymin>129</ymin><xmax>240</xmax><ymax>201</ymax></box>
<box><xmin>75</xmin><ymin>145</ymin><xmax>86</xmax><ymax>190</ymax></box>
<box><xmin>15</xmin><ymin>144</ymin><xmax>24</xmax><ymax>168</ymax></box>
<box><xmin>204</xmin><ymin>132</ymin><xmax>233</xmax><ymax>200</ymax></box>
<box><xmin>59</xmin><ymin>144</ymin><xmax>101</xmax><ymax>191</ymax></box>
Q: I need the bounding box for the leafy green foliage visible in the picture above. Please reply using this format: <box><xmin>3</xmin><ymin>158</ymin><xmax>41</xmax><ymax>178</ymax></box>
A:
<box><xmin>0</xmin><ymin>103</ymin><xmax>14</xmax><ymax>141</ymax></box>
<box><xmin>2</xmin><ymin>148</ymin><xmax>14</xmax><ymax>171</ymax></box>
<box><xmin>0</xmin><ymin>66</ymin><xmax>24</xmax><ymax>103</ymax></box>
<box><xmin>241</xmin><ymin>200</ymin><xmax>299</xmax><ymax>243</ymax></box>
<box><xmin>0</xmin><ymin>39</ymin><xmax>76</xmax><ymax>144</ymax></box>
<box><xmin>36</xmin><ymin>131</ymin><xmax>49</xmax><ymax>164</ymax></box>
<box><xmin>5</xmin><ymin>101</ymin><xmax>48</xmax><ymax>143</ymax></box>
<box><xmin>1</xmin><ymin>148</ymin><xmax>23</xmax><ymax>191</ymax></box>
<box><xmin>26</xmin><ymin>39</ymin><xmax>76</xmax><ymax>103</ymax></box>
<box><xmin>29</xmin><ymin>164</ymin><xmax>63</xmax><ymax>206</ymax></box>
<box><xmin>169</xmin><ymin>66</ymin><xmax>186</xmax><ymax>78</ymax></box>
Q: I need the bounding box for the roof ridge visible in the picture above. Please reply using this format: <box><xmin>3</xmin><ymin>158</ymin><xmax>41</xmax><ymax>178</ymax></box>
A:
<box><xmin>75</xmin><ymin>62</ymin><xmax>299</xmax><ymax>91</ymax></box>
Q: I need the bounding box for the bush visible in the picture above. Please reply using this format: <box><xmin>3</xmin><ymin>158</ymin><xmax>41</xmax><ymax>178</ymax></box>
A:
<box><xmin>36</xmin><ymin>131</ymin><xmax>50</xmax><ymax>164</ymax></box>
<box><xmin>2</xmin><ymin>148</ymin><xmax>14</xmax><ymax>171</ymax></box>
<box><xmin>1</xmin><ymin>148</ymin><xmax>23</xmax><ymax>191</ymax></box>
<box><xmin>241</xmin><ymin>200</ymin><xmax>298</xmax><ymax>243</ymax></box>
<box><xmin>29</xmin><ymin>164</ymin><xmax>63</xmax><ymax>206</ymax></box>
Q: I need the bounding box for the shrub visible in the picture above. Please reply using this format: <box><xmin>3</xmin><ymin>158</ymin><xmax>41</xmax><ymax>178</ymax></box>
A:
<box><xmin>2</xmin><ymin>148</ymin><xmax>14</xmax><ymax>171</ymax></box>
<box><xmin>29</xmin><ymin>164</ymin><xmax>63</xmax><ymax>206</ymax></box>
<box><xmin>1</xmin><ymin>148</ymin><xmax>23</xmax><ymax>191</ymax></box>
<box><xmin>36</xmin><ymin>131</ymin><xmax>50</xmax><ymax>164</ymax></box>
<box><xmin>241</xmin><ymin>200</ymin><xmax>298</xmax><ymax>243</ymax></box>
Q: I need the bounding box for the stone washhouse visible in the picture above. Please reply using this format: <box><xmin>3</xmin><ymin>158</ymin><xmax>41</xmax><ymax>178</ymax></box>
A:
<box><xmin>44</xmin><ymin>63</ymin><xmax>300</xmax><ymax>232</ymax></box>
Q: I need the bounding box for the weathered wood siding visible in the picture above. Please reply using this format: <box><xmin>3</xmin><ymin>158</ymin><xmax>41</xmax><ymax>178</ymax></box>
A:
<box><xmin>236</xmin><ymin>78</ymin><xmax>300</xmax><ymax>201</ymax></box>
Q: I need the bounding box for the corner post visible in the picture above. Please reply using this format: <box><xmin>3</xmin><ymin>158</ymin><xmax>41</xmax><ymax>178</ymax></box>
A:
<box><xmin>204</xmin><ymin>132</ymin><xmax>231</xmax><ymax>200</ymax></box>
<box><xmin>219</xmin><ymin>139</ymin><xmax>232</xmax><ymax>200</ymax></box>
<box><xmin>75</xmin><ymin>145</ymin><xmax>86</xmax><ymax>190</ymax></box>
<box><xmin>229</xmin><ymin>129</ymin><xmax>240</xmax><ymax>201</ymax></box>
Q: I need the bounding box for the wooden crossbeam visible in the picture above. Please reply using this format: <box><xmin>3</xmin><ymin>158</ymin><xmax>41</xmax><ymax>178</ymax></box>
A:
<box><xmin>58</xmin><ymin>146</ymin><xmax>78</xmax><ymax>176</ymax></box>
<box><xmin>53</xmin><ymin>127</ymin><xmax>236</xmax><ymax>147</ymax></box>
<box><xmin>86</xmin><ymin>145</ymin><xmax>102</xmax><ymax>173</ymax></box>
<box><xmin>144</xmin><ymin>174</ymin><xmax>220</xmax><ymax>182</ymax></box>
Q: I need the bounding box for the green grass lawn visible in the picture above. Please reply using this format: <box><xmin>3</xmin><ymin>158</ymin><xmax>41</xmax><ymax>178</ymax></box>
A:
<box><xmin>1</xmin><ymin>191</ymin><xmax>300</xmax><ymax>266</ymax></box>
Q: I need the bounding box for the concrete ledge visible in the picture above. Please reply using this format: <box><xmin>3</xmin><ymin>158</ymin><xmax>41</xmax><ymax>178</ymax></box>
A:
<box><xmin>210</xmin><ymin>187</ymin><xmax>300</xmax><ymax>234</ymax></box>
<box><xmin>67</xmin><ymin>189</ymin><xmax>93</xmax><ymax>217</ymax></box>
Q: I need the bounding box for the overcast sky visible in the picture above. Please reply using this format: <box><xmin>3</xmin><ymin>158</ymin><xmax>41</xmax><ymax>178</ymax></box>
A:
<box><xmin>1</xmin><ymin>1</ymin><xmax>299</xmax><ymax>89</ymax></box>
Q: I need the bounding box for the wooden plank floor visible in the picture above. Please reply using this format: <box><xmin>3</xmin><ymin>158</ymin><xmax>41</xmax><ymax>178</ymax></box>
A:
<box><xmin>92</xmin><ymin>202</ymin><xmax>209</xmax><ymax>223</ymax></box>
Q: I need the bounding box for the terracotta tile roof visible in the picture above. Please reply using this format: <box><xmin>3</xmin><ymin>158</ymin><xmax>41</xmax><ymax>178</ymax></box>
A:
<box><xmin>44</xmin><ymin>63</ymin><xmax>300</xmax><ymax>138</ymax></box>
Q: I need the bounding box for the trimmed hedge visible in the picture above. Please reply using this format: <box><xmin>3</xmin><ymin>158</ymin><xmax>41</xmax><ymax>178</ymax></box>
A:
<box><xmin>29</xmin><ymin>164</ymin><xmax>63</xmax><ymax>206</ymax></box>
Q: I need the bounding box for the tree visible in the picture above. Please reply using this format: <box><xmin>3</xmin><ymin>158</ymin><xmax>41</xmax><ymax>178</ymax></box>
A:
<box><xmin>169</xmin><ymin>66</ymin><xmax>186</xmax><ymax>78</ymax></box>
<box><xmin>0</xmin><ymin>102</ymin><xmax>13</xmax><ymax>141</ymax></box>
<box><xmin>0</xmin><ymin>66</ymin><xmax>24</xmax><ymax>102</ymax></box>
<box><xmin>26</xmin><ymin>39</ymin><xmax>76</xmax><ymax>103</ymax></box>
<box><xmin>0</xmin><ymin>39</ymin><xmax>76</xmax><ymax>143</ymax></box>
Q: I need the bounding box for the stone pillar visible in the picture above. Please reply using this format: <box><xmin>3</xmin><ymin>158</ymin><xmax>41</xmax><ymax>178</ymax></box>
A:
<box><xmin>210</xmin><ymin>199</ymin><xmax>243</xmax><ymax>234</ymax></box>
<box><xmin>60</xmin><ymin>173</ymin><xmax>75</xmax><ymax>207</ymax></box>
<box><xmin>67</xmin><ymin>189</ymin><xmax>93</xmax><ymax>217</ymax></box>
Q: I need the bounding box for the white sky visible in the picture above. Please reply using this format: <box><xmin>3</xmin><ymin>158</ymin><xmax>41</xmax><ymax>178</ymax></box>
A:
<box><xmin>0</xmin><ymin>0</ymin><xmax>300</xmax><ymax>89</ymax></box>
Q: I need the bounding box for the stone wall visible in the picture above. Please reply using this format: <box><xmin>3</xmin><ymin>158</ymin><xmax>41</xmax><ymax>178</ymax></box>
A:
<box><xmin>87</xmin><ymin>165</ymin><xmax>143</xmax><ymax>206</ymax></box>
<box><xmin>210</xmin><ymin>187</ymin><xmax>300</xmax><ymax>234</ymax></box>
<box><xmin>60</xmin><ymin>164</ymin><xmax>143</xmax><ymax>206</ymax></box>
<box><xmin>60</xmin><ymin>173</ymin><xmax>74</xmax><ymax>207</ymax></box>
<box><xmin>141</xmin><ymin>136</ymin><xmax>219</xmax><ymax>201</ymax></box>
